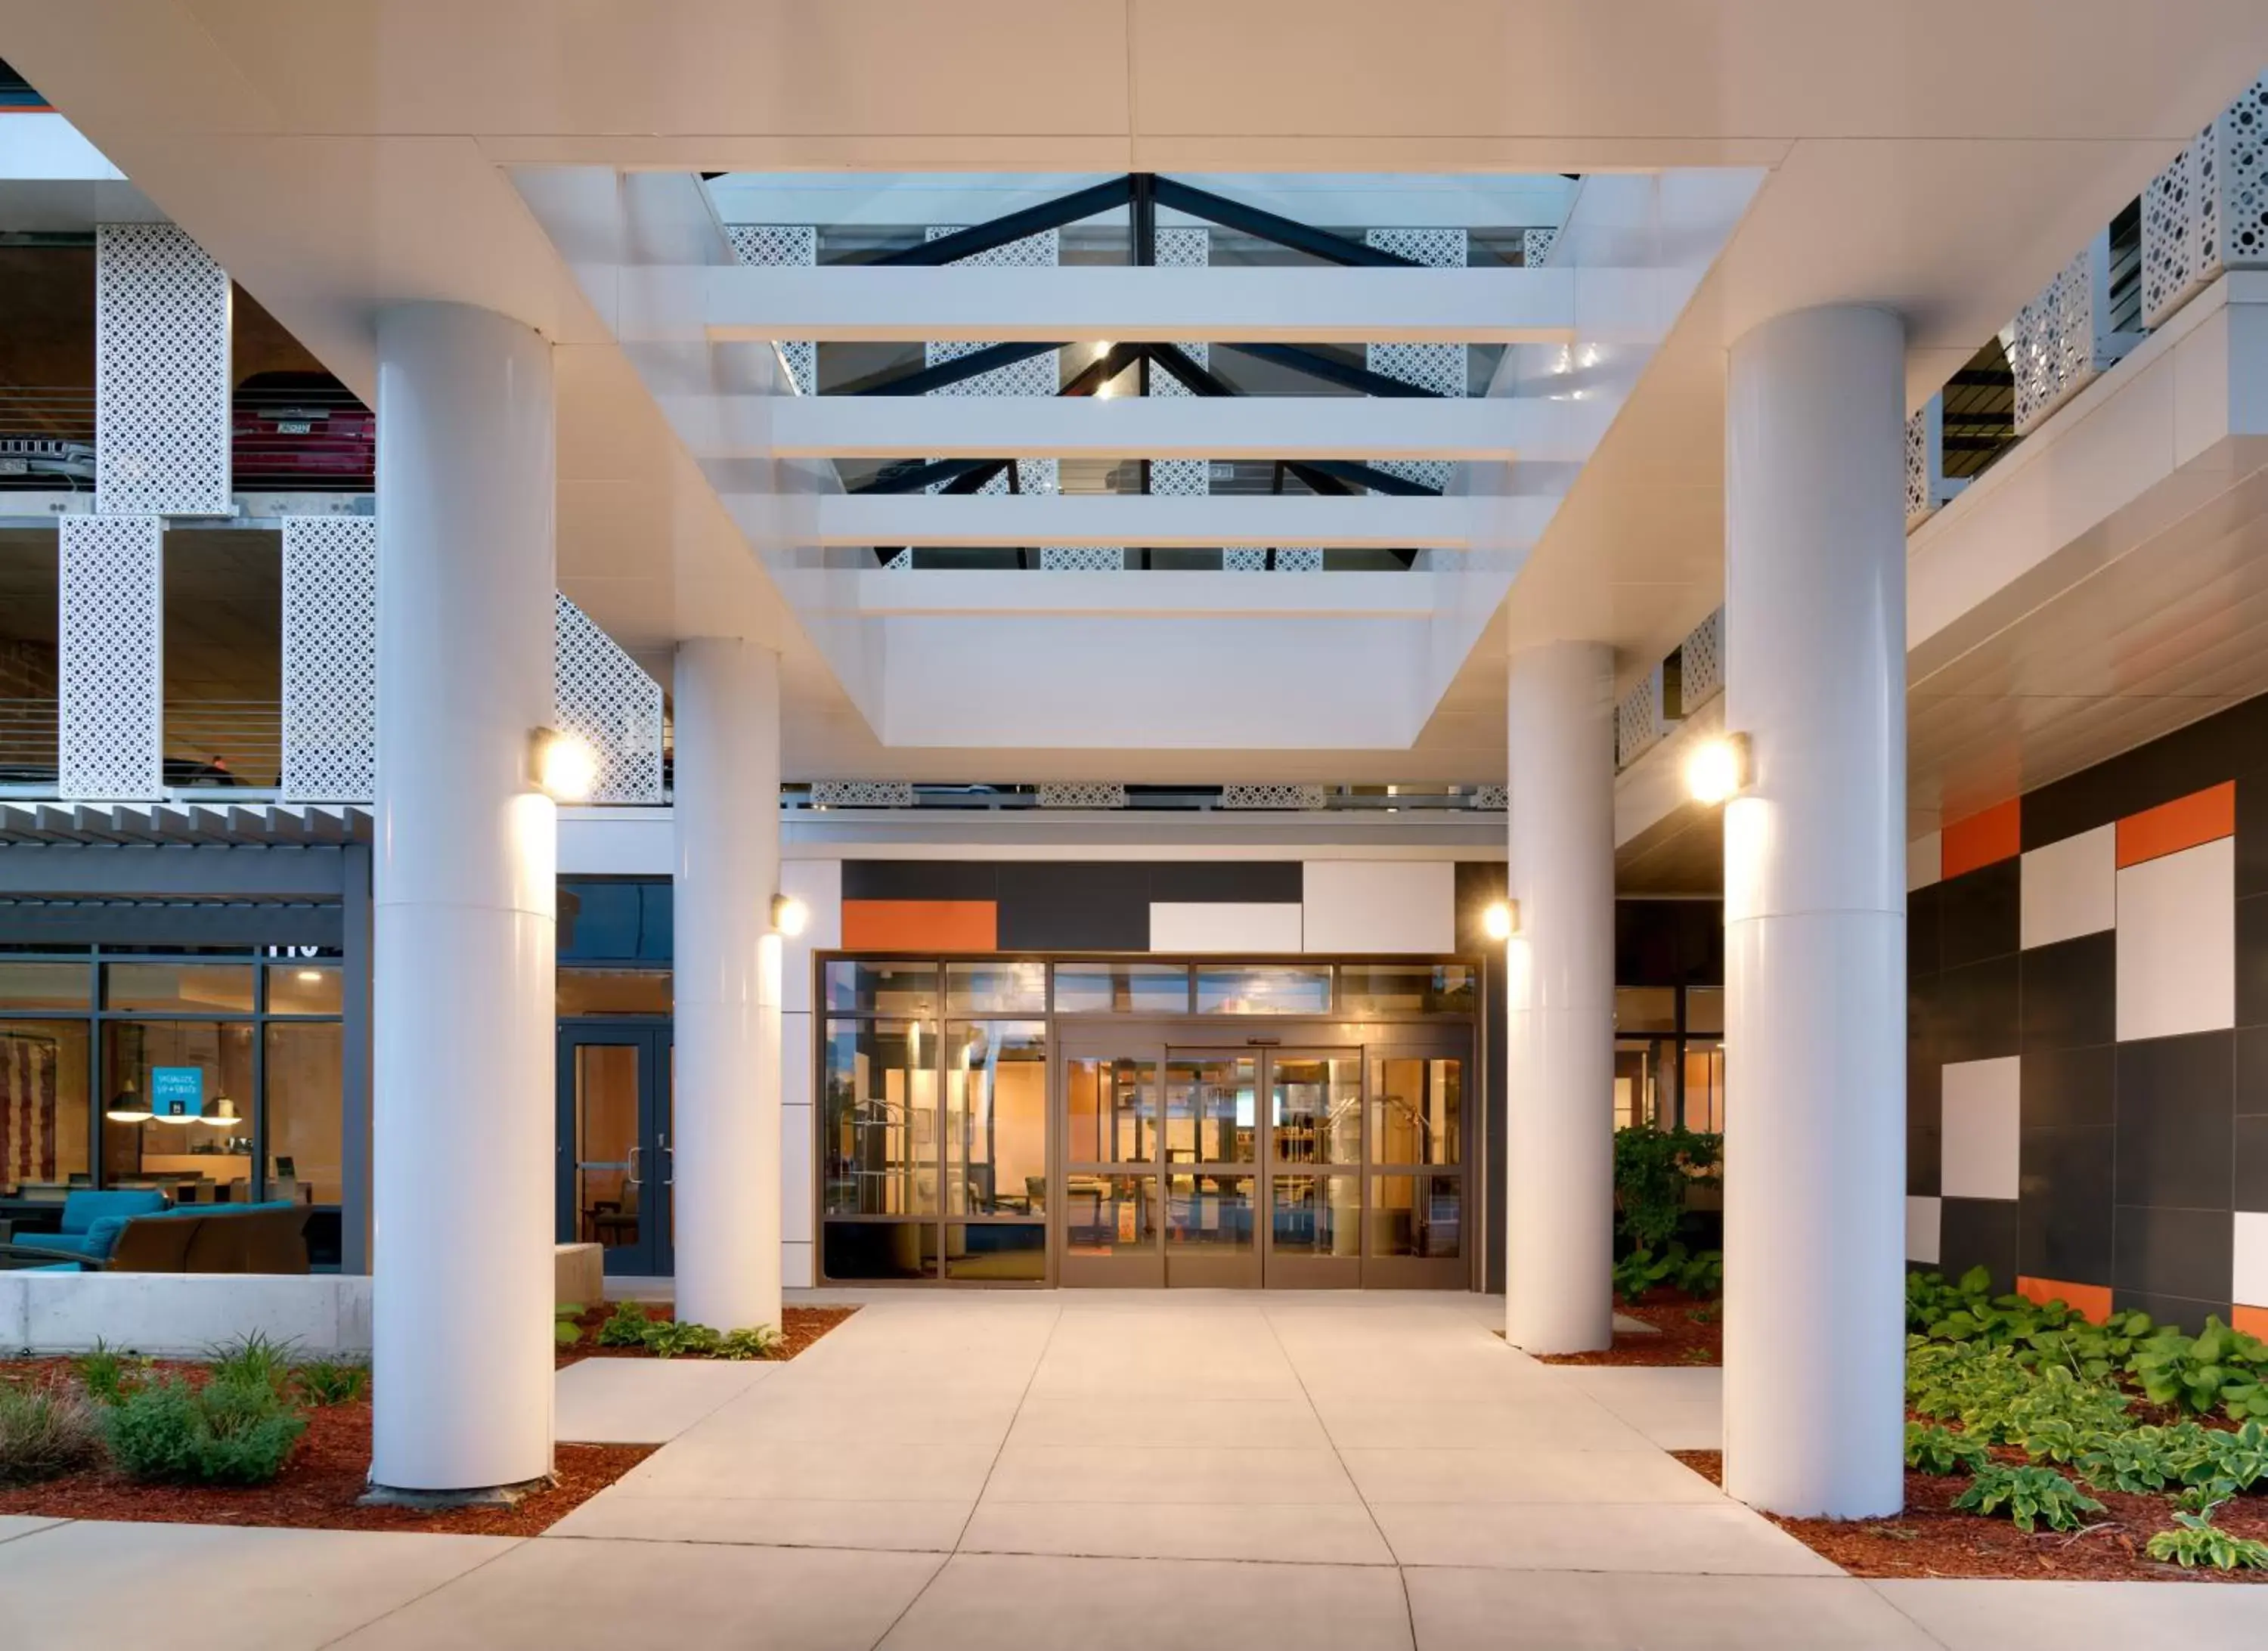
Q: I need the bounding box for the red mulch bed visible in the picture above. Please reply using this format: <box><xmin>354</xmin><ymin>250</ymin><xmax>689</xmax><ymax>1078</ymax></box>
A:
<box><xmin>1531</xmin><ymin>1288</ymin><xmax>1723</xmax><ymax>1366</ymax></box>
<box><xmin>557</xmin><ymin>1302</ymin><xmax>855</xmax><ymax>1367</ymax></box>
<box><xmin>0</xmin><ymin>1304</ymin><xmax>855</xmax><ymax>1537</ymax></box>
<box><xmin>1675</xmin><ymin>1449</ymin><xmax>2268</xmax><ymax>1583</ymax></box>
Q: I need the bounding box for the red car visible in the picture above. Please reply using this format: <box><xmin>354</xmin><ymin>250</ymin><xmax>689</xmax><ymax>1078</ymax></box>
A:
<box><xmin>232</xmin><ymin>371</ymin><xmax>374</xmax><ymax>492</ymax></box>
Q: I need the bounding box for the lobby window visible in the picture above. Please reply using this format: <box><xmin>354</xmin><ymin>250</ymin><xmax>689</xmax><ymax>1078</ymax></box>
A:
<box><xmin>1613</xmin><ymin>984</ymin><xmax>1724</xmax><ymax>1132</ymax></box>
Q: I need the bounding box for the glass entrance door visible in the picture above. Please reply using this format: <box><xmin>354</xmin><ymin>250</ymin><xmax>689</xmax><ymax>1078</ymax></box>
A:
<box><xmin>557</xmin><ymin>1024</ymin><xmax>672</xmax><ymax>1277</ymax></box>
<box><xmin>1263</xmin><ymin>1050</ymin><xmax>1365</xmax><ymax>1289</ymax></box>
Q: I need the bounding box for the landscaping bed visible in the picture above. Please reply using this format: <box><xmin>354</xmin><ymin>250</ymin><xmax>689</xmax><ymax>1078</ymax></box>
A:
<box><xmin>556</xmin><ymin>1302</ymin><xmax>855</xmax><ymax>1367</ymax></box>
<box><xmin>1674</xmin><ymin>1449</ymin><xmax>2268</xmax><ymax>1583</ymax></box>
<box><xmin>1534</xmin><ymin>1288</ymin><xmax>1721</xmax><ymax>1368</ymax></box>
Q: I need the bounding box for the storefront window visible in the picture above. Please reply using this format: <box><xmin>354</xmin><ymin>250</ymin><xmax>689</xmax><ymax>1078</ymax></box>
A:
<box><xmin>946</xmin><ymin>961</ymin><xmax>1045</xmax><ymax>1015</ymax></box>
<box><xmin>265</xmin><ymin>1021</ymin><xmax>343</xmax><ymax>1203</ymax></box>
<box><xmin>1613</xmin><ymin>987</ymin><xmax>1678</xmax><ymax>1034</ymax></box>
<box><xmin>265</xmin><ymin>963</ymin><xmax>342</xmax><ymax>1016</ymax></box>
<box><xmin>822</xmin><ymin>1018</ymin><xmax>935</xmax><ymax>1216</ymax></box>
<box><xmin>945</xmin><ymin>1020</ymin><xmax>1047</xmax><ymax>1214</ymax></box>
<box><xmin>101</xmin><ymin>1020</ymin><xmax>256</xmax><ymax>1201</ymax></box>
<box><xmin>1194</xmin><ymin>965</ymin><xmax>1331</xmax><ymax>1015</ymax></box>
<box><xmin>823</xmin><ymin>961</ymin><xmax>938</xmax><ymax>1016</ymax></box>
<box><xmin>1338</xmin><ymin>965</ymin><xmax>1474</xmax><ymax>1016</ymax></box>
<box><xmin>0</xmin><ymin>1021</ymin><xmax>91</xmax><ymax>1196</ymax></box>
<box><xmin>104</xmin><ymin>962</ymin><xmax>256</xmax><ymax>1014</ymax></box>
<box><xmin>557</xmin><ymin>968</ymin><xmax>671</xmax><ymax>1015</ymax></box>
<box><xmin>1052</xmin><ymin>962</ymin><xmax>1188</xmax><ymax>1014</ymax></box>
<box><xmin>0</xmin><ymin>962</ymin><xmax>91</xmax><ymax>1011</ymax></box>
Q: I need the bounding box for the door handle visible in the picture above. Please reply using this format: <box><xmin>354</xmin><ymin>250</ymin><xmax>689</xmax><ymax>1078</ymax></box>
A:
<box><xmin>661</xmin><ymin>1135</ymin><xmax>675</xmax><ymax>1186</ymax></box>
<box><xmin>626</xmin><ymin>1145</ymin><xmax>643</xmax><ymax>1187</ymax></box>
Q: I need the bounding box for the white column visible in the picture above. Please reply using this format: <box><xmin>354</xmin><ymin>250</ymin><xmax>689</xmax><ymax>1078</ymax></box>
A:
<box><xmin>1503</xmin><ymin>640</ymin><xmax>1616</xmax><ymax>1354</ymax></box>
<box><xmin>672</xmin><ymin>638</ymin><xmax>783</xmax><ymax>1331</ymax></box>
<box><xmin>1721</xmin><ymin>305</ymin><xmax>1906</xmax><ymax>1519</ymax></box>
<box><xmin>370</xmin><ymin>304</ymin><xmax>556</xmax><ymax>1498</ymax></box>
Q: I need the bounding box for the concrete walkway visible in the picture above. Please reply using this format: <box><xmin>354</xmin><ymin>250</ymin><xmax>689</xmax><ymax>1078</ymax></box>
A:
<box><xmin>2</xmin><ymin>1291</ymin><xmax>2265</xmax><ymax>1648</ymax></box>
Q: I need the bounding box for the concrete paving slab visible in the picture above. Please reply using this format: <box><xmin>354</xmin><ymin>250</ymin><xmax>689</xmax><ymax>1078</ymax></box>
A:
<box><xmin>548</xmin><ymin>1492</ymin><xmax>973</xmax><ymax>1552</ymax></box>
<box><xmin>1371</xmin><ymin>1501</ymin><xmax>1842</xmax><ymax>1575</ymax></box>
<box><xmin>1339</xmin><ymin>1445</ymin><xmax>1724</xmax><ymax>1505</ymax></box>
<box><xmin>983</xmin><ymin>1442</ymin><xmax>1362</xmax><ymax>1506</ymax></box>
<box><xmin>959</xmin><ymin>1499</ymin><xmax>1397</xmax><ymax>1566</ymax></box>
<box><xmin>0</xmin><ymin>1520</ymin><xmax>516</xmax><ymax>1651</ymax></box>
<box><xmin>333</xmin><ymin>1533</ymin><xmax>946</xmax><ymax>1649</ymax></box>
<box><xmin>0</xmin><ymin>1514</ymin><xmax>65</xmax><ymax>1545</ymax></box>
<box><xmin>552</xmin><ymin>1355</ymin><xmax>773</xmax><ymax>1442</ymax></box>
<box><xmin>879</xmin><ymin>1551</ymin><xmax>1414</xmax><ymax>1650</ymax></box>
<box><xmin>1404</xmin><ymin>1568</ymin><xmax>1941</xmax><ymax>1649</ymax></box>
<box><xmin>1870</xmin><ymin>1578</ymin><xmax>2268</xmax><ymax>1647</ymax></box>
<box><xmin>1006</xmin><ymin>1392</ymin><xmax>1331</xmax><ymax>1448</ymax></box>
<box><xmin>606</xmin><ymin>1432</ymin><xmax>1001</xmax><ymax>1502</ymax></box>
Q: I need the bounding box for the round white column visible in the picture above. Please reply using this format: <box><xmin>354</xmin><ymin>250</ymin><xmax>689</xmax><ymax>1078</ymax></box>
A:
<box><xmin>1721</xmin><ymin>305</ymin><xmax>1907</xmax><ymax>1518</ymax></box>
<box><xmin>671</xmin><ymin>638</ymin><xmax>782</xmax><ymax>1332</ymax></box>
<box><xmin>1504</xmin><ymin>640</ymin><xmax>1616</xmax><ymax>1354</ymax></box>
<box><xmin>370</xmin><ymin>304</ymin><xmax>556</xmax><ymax>1496</ymax></box>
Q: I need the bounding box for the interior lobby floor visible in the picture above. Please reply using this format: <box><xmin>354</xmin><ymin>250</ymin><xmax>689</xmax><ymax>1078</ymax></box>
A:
<box><xmin>5</xmin><ymin>1291</ymin><xmax>2267</xmax><ymax>1649</ymax></box>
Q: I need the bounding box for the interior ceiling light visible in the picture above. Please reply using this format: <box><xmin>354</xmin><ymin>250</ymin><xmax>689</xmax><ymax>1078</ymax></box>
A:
<box><xmin>530</xmin><ymin>726</ymin><xmax>599</xmax><ymax>803</ymax></box>
<box><xmin>296</xmin><ymin>968</ymin><xmax>325</xmax><ymax>983</ymax></box>
<box><xmin>1684</xmin><ymin>733</ymin><xmax>1753</xmax><ymax>807</ymax></box>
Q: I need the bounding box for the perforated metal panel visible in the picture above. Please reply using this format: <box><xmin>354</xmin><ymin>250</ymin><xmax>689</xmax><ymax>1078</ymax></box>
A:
<box><xmin>1473</xmin><ymin>785</ymin><xmax>1508</xmax><ymax>810</ymax></box>
<box><xmin>1148</xmin><ymin>227</ymin><xmax>1211</xmax><ymax>495</ymax></box>
<box><xmin>1039</xmin><ymin>547</ymin><xmax>1127</xmax><ymax>571</ymax></box>
<box><xmin>810</xmin><ymin>779</ymin><xmax>916</xmax><ymax>807</ymax></box>
<box><xmin>2139</xmin><ymin>76</ymin><xmax>2268</xmax><ymax>330</ymax></box>
<box><xmin>923</xmin><ymin>228</ymin><xmax>1059</xmax><ymax>497</ymax></box>
<box><xmin>2009</xmin><ymin>246</ymin><xmax>2098</xmax><ymax>435</ymax></box>
<box><xmin>281</xmin><ymin>516</ymin><xmax>378</xmax><ymax>803</ymax></box>
<box><xmin>554</xmin><ymin>596</ymin><xmax>665</xmax><ymax>804</ymax></box>
<box><xmin>1680</xmin><ymin>607</ymin><xmax>1724</xmax><ymax>712</ymax></box>
<box><xmin>57</xmin><ymin>516</ymin><xmax>163</xmax><ymax>800</ymax></box>
<box><xmin>95</xmin><ymin>224</ymin><xmax>231</xmax><ymax>516</ymax></box>
<box><xmin>1221</xmin><ymin>783</ymin><xmax>1327</xmax><ymax>811</ymax></box>
<box><xmin>1222</xmin><ymin>548</ymin><xmax>1322</xmax><ymax>572</ymax></box>
<box><xmin>1522</xmin><ymin>228</ymin><xmax>1559</xmax><ymax>266</ymax></box>
<box><xmin>1036</xmin><ymin>782</ymin><xmax>1129</xmax><ymax>808</ymax></box>
<box><xmin>1905</xmin><ymin>404</ymin><xmax>1932</xmax><ymax>526</ymax></box>
<box><xmin>724</xmin><ymin>225</ymin><xmax>818</xmax><ymax>395</ymax></box>
<box><xmin>1615</xmin><ymin>664</ymin><xmax>1672</xmax><ymax>770</ymax></box>
<box><xmin>1365</xmin><ymin>229</ymin><xmax>1465</xmax><ymax>494</ymax></box>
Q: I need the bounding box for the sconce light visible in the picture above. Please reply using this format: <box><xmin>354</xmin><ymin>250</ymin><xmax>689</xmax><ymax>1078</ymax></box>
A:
<box><xmin>1683</xmin><ymin>733</ymin><xmax>1753</xmax><ymax>807</ymax></box>
<box><xmin>770</xmin><ymin>894</ymin><xmax>810</xmax><ymax>937</ymax></box>
<box><xmin>529</xmin><ymin>726</ymin><xmax>598</xmax><ymax>802</ymax></box>
<box><xmin>1482</xmin><ymin>900</ymin><xmax>1519</xmax><ymax>941</ymax></box>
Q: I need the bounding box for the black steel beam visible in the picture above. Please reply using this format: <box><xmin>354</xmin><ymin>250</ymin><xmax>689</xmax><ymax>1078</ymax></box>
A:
<box><xmin>870</xmin><ymin>176</ymin><xmax>1134</xmax><ymax>266</ymax></box>
<box><xmin>1061</xmin><ymin>340</ymin><xmax>1146</xmax><ymax>398</ymax></box>
<box><xmin>851</xmin><ymin>457</ymin><xmax>1009</xmax><ymax>495</ymax></box>
<box><xmin>1150</xmin><ymin>177</ymin><xmax>1417</xmax><ymax>268</ymax></box>
<box><xmin>1216</xmin><ymin>341</ymin><xmax>1443</xmax><ymax>398</ymax></box>
<box><xmin>1296</xmin><ymin>458</ymin><xmax>1438</xmax><ymax>497</ymax></box>
<box><xmin>847</xmin><ymin>340</ymin><xmax>1064</xmax><ymax>397</ymax></box>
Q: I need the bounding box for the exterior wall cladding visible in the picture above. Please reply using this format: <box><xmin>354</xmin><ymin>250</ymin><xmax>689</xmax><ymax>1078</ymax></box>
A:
<box><xmin>1907</xmin><ymin>692</ymin><xmax>2268</xmax><ymax>1338</ymax></box>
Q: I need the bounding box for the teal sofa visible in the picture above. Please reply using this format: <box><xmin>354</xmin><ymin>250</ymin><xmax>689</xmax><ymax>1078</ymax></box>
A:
<box><xmin>15</xmin><ymin>1189</ymin><xmax>171</xmax><ymax>1262</ymax></box>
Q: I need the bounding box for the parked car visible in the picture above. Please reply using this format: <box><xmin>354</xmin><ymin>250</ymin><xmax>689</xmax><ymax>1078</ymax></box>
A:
<box><xmin>0</xmin><ymin>435</ymin><xmax>94</xmax><ymax>490</ymax></box>
<box><xmin>232</xmin><ymin>371</ymin><xmax>373</xmax><ymax>491</ymax></box>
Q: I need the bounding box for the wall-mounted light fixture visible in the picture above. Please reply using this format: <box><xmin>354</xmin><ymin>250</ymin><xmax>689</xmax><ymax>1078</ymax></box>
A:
<box><xmin>770</xmin><ymin>894</ymin><xmax>810</xmax><ymax>937</ymax></box>
<box><xmin>1482</xmin><ymin>900</ymin><xmax>1519</xmax><ymax>941</ymax></box>
<box><xmin>1683</xmin><ymin>732</ymin><xmax>1753</xmax><ymax>807</ymax></box>
<box><xmin>529</xmin><ymin>726</ymin><xmax>599</xmax><ymax>802</ymax></box>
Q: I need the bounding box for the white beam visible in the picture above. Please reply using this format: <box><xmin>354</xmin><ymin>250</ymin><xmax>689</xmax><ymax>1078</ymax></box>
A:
<box><xmin>706</xmin><ymin>266</ymin><xmax>1576</xmax><ymax>343</ymax></box>
<box><xmin>796</xmin><ymin>493</ymin><xmax>1481</xmax><ymax>549</ymax></box>
<box><xmin>845</xmin><ymin>569</ymin><xmax>1437</xmax><ymax>617</ymax></box>
<box><xmin>760</xmin><ymin>394</ymin><xmax>1603</xmax><ymax>463</ymax></box>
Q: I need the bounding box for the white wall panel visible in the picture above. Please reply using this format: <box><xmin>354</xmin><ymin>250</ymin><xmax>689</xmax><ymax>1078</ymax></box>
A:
<box><xmin>1300</xmin><ymin>860</ymin><xmax>1456</xmax><ymax>954</ymax></box>
<box><xmin>2116</xmin><ymin>838</ymin><xmax>2235</xmax><ymax>1041</ymax></box>
<box><xmin>556</xmin><ymin>809</ymin><xmax>675</xmax><ymax>875</ymax></box>
<box><xmin>57</xmin><ymin>515</ymin><xmax>163</xmax><ymax>801</ymax></box>
<box><xmin>781</xmin><ymin>1011</ymin><xmax>813</xmax><ymax>1113</ymax></box>
<box><xmin>1905</xmin><ymin>1195</ymin><xmax>1941</xmax><ymax>1265</ymax></box>
<box><xmin>2020</xmin><ymin>823</ymin><xmax>2115</xmax><ymax>949</ymax></box>
<box><xmin>782</xmin><ymin>1241</ymin><xmax>815</xmax><ymax>1290</ymax></box>
<box><xmin>1941</xmin><ymin>1057</ymin><xmax>2021</xmax><ymax>1201</ymax></box>
<box><xmin>1905</xmin><ymin>832</ymin><xmax>1941</xmax><ymax>893</ymax></box>
<box><xmin>1149</xmin><ymin>902</ymin><xmax>1303</xmax><ymax>953</ymax></box>
<box><xmin>782</xmin><ymin>1101</ymin><xmax>814</xmax><ymax>1248</ymax></box>
<box><xmin>2235</xmin><ymin>1212</ymin><xmax>2268</xmax><ymax>1309</ymax></box>
<box><xmin>780</xmin><ymin>858</ymin><xmax>843</xmax><ymax>1014</ymax></box>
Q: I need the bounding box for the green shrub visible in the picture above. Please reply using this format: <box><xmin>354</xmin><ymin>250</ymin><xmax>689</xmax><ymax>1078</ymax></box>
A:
<box><xmin>0</xmin><ymin>1381</ymin><xmax>103</xmax><ymax>1485</ymax></box>
<box><xmin>555</xmin><ymin>1303</ymin><xmax>587</xmax><ymax>1347</ymax></box>
<box><xmin>1612</xmin><ymin>1247</ymin><xmax>1676</xmax><ymax>1303</ymax></box>
<box><xmin>206</xmin><ymin>1331</ymin><xmax>297</xmax><ymax>1397</ymax></box>
<box><xmin>1904</xmin><ymin>1422</ymin><xmax>1990</xmax><ymax>1476</ymax></box>
<box><xmin>2074</xmin><ymin>1427</ymin><xmax>2180</xmax><ymax>1493</ymax></box>
<box><xmin>104</xmin><ymin>1375</ymin><xmax>306</xmax><ymax>1485</ymax></box>
<box><xmin>718</xmin><ymin>1325</ymin><xmax>782</xmax><ymax>1361</ymax></box>
<box><xmin>292</xmin><ymin>1359</ymin><xmax>369</xmax><ymax>1407</ymax></box>
<box><xmin>2146</xmin><ymin>1506</ymin><xmax>2268</xmax><ymax>1572</ymax></box>
<box><xmin>1612</xmin><ymin>1126</ymin><xmax>1721</xmax><ymax>1252</ymax></box>
<box><xmin>596</xmin><ymin>1301</ymin><xmax>653</xmax><ymax>1347</ymax></box>
<box><xmin>2130</xmin><ymin>1319</ymin><xmax>2268</xmax><ymax>1419</ymax></box>
<box><xmin>641</xmin><ymin>1320</ymin><xmax>721</xmax><ymax>1360</ymax></box>
<box><xmin>1950</xmin><ymin>1464</ymin><xmax>2105</xmax><ymax>1533</ymax></box>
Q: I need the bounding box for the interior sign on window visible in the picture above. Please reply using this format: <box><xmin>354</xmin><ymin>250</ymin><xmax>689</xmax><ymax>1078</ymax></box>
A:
<box><xmin>152</xmin><ymin>1066</ymin><xmax>204</xmax><ymax>1118</ymax></box>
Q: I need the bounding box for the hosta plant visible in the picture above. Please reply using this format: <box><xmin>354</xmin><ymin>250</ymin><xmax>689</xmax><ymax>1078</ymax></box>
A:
<box><xmin>1950</xmin><ymin>1464</ymin><xmax>2105</xmax><ymax>1533</ymax></box>
<box><xmin>596</xmin><ymin>1301</ymin><xmax>654</xmax><ymax>1347</ymax></box>
<box><xmin>2074</xmin><ymin>1427</ymin><xmax>2180</xmax><ymax>1494</ymax></box>
<box><xmin>2146</xmin><ymin>1506</ymin><xmax>2268</xmax><ymax>1572</ymax></box>
<box><xmin>640</xmin><ymin>1320</ymin><xmax>722</xmax><ymax>1360</ymax></box>
<box><xmin>1904</xmin><ymin>1422</ymin><xmax>1990</xmax><ymax>1476</ymax></box>
<box><xmin>718</xmin><ymin>1325</ymin><xmax>783</xmax><ymax>1361</ymax></box>
<box><xmin>2130</xmin><ymin>1319</ymin><xmax>2268</xmax><ymax>1420</ymax></box>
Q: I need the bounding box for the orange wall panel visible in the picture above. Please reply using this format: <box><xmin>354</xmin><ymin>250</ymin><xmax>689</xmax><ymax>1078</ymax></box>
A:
<box><xmin>2115</xmin><ymin>781</ymin><xmax>2236</xmax><ymax>869</ymax></box>
<box><xmin>2235</xmin><ymin>1305</ymin><xmax>2268</xmax><ymax>1341</ymax></box>
<box><xmin>839</xmin><ymin>899</ymin><xmax>997</xmax><ymax>952</ymax></box>
<box><xmin>1941</xmin><ymin>798</ymin><xmax>2022</xmax><ymax>879</ymax></box>
<box><xmin>2015</xmin><ymin>1275</ymin><xmax>2112</xmax><ymax>1324</ymax></box>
